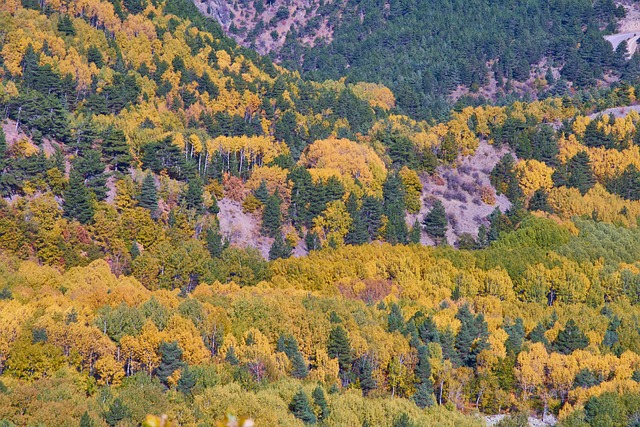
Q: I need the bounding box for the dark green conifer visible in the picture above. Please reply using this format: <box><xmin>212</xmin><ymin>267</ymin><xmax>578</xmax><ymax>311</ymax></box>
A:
<box><xmin>327</xmin><ymin>326</ymin><xmax>352</xmax><ymax>379</ymax></box>
<box><xmin>139</xmin><ymin>172</ymin><xmax>158</xmax><ymax>213</ymax></box>
<box><xmin>387</xmin><ymin>303</ymin><xmax>404</xmax><ymax>332</ymax></box>
<box><xmin>359</xmin><ymin>356</ymin><xmax>376</xmax><ymax>396</ymax></box>
<box><xmin>177</xmin><ymin>365</ymin><xmax>196</xmax><ymax>395</ymax></box>
<box><xmin>184</xmin><ymin>178</ymin><xmax>205</xmax><ymax>214</ymax></box>
<box><xmin>206</xmin><ymin>228</ymin><xmax>228</xmax><ymax>258</ymax></box>
<box><xmin>130</xmin><ymin>240</ymin><xmax>140</xmax><ymax>260</ymax></box>
<box><xmin>63</xmin><ymin>169</ymin><xmax>94</xmax><ymax>224</ymax></box>
<box><xmin>254</xmin><ymin>179</ymin><xmax>270</xmax><ymax>204</ymax></box>
<box><xmin>57</xmin><ymin>15</ymin><xmax>76</xmax><ymax>36</ymax></box>
<box><xmin>504</xmin><ymin>318</ymin><xmax>525</xmax><ymax>356</ymax></box>
<box><xmin>103</xmin><ymin>398</ymin><xmax>130</xmax><ymax>427</ymax></box>
<box><xmin>409</xmin><ymin>219</ymin><xmax>421</xmax><ymax>244</ymax></box>
<box><xmin>422</xmin><ymin>200</ymin><xmax>447</xmax><ymax>242</ymax></box>
<box><xmin>418</xmin><ymin>316</ymin><xmax>440</xmax><ymax>344</ymax></box>
<box><xmin>289</xmin><ymin>389</ymin><xmax>317</xmax><ymax>424</ymax></box>
<box><xmin>102</xmin><ymin>128</ymin><xmax>132</xmax><ymax>173</ymax></box>
<box><xmin>80</xmin><ymin>411</ymin><xmax>94</xmax><ymax>427</ymax></box>
<box><xmin>312</xmin><ymin>386</ymin><xmax>330</xmax><ymax>421</ymax></box>
<box><xmin>225</xmin><ymin>346</ymin><xmax>239</xmax><ymax>365</ymax></box>
<box><xmin>566</xmin><ymin>151</ymin><xmax>596</xmax><ymax>195</ymax></box>
<box><xmin>156</xmin><ymin>341</ymin><xmax>183</xmax><ymax>386</ymax></box>
<box><xmin>554</xmin><ymin>319</ymin><xmax>589</xmax><ymax>355</ymax></box>
<box><xmin>383</xmin><ymin>172</ymin><xmax>408</xmax><ymax>244</ymax></box>
<box><xmin>262</xmin><ymin>191</ymin><xmax>282</xmax><ymax>237</ymax></box>
<box><xmin>529</xmin><ymin>322</ymin><xmax>548</xmax><ymax>346</ymax></box>
<box><xmin>269</xmin><ymin>233</ymin><xmax>293</xmax><ymax>260</ymax></box>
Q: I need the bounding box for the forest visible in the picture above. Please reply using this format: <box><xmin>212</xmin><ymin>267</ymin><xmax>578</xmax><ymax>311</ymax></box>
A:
<box><xmin>1</xmin><ymin>0</ymin><xmax>640</xmax><ymax>426</ymax></box>
<box><xmin>271</xmin><ymin>0</ymin><xmax>634</xmax><ymax>120</ymax></box>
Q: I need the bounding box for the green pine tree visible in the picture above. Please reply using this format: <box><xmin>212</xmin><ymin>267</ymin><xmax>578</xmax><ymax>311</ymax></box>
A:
<box><xmin>327</xmin><ymin>326</ymin><xmax>352</xmax><ymax>381</ymax></box>
<box><xmin>358</xmin><ymin>356</ymin><xmax>376</xmax><ymax>396</ymax></box>
<box><xmin>504</xmin><ymin>318</ymin><xmax>525</xmax><ymax>356</ymax></box>
<box><xmin>383</xmin><ymin>173</ymin><xmax>408</xmax><ymax>244</ymax></box>
<box><xmin>139</xmin><ymin>172</ymin><xmax>158</xmax><ymax>213</ymax></box>
<box><xmin>566</xmin><ymin>151</ymin><xmax>596</xmax><ymax>195</ymax></box>
<box><xmin>225</xmin><ymin>345</ymin><xmax>239</xmax><ymax>365</ymax></box>
<box><xmin>312</xmin><ymin>386</ymin><xmax>330</xmax><ymax>421</ymax></box>
<box><xmin>80</xmin><ymin>411</ymin><xmax>94</xmax><ymax>427</ymax></box>
<box><xmin>184</xmin><ymin>177</ymin><xmax>205</xmax><ymax>214</ymax></box>
<box><xmin>254</xmin><ymin>179</ymin><xmax>270</xmax><ymax>204</ymax></box>
<box><xmin>554</xmin><ymin>319</ymin><xmax>589</xmax><ymax>355</ymax></box>
<box><xmin>409</xmin><ymin>219</ymin><xmax>421</xmax><ymax>244</ymax></box>
<box><xmin>156</xmin><ymin>341</ymin><xmax>183</xmax><ymax>386</ymax></box>
<box><xmin>103</xmin><ymin>398</ymin><xmax>130</xmax><ymax>427</ymax></box>
<box><xmin>130</xmin><ymin>240</ymin><xmax>140</xmax><ymax>260</ymax></box>
<box><xmin>63</xmin><ymin>169</ymin><xmax>94</xmax><ymax>224</ymax></box>
<box><xmin>422</xmin><ymin>200</ymin><xmax>447</xmax><ymax>242</ymax></box>
<box><xmin>57</xmin><ymin>15</ymin><xmax>76</xmax><ymax>36</ymax></box>
<box><xmin>269</xmin><ymin>233</ymin><xmax>293</xmax><ymax>260</ymax></box>
<box><xmin>206</xmin><ymin>228</ymin><xmax>228</xmax><ymax>258</ymax></box>
<box><xmin>289</xmin><ymin>389</ymin><xmax>317</xmax><ymax>424</ymax></box>
<box><xmin>262</xmin><ymin>191</ymin><xmax>283</xmax><ymax>237</ymax></box>
<box><xmin>177</xmin><ymin>365</ymin><xmax>196</xmax><ymax>395</ymax></box>
<box><xmin>102</xmin><ymin>128</ymin><xmax>132</xmax><ymax>173</ymax></box>
<box><xmin>387</xmin><ymin>303</ymin><xmax>404</xmax><ymax>332</ymax></box>
<box><xmin>418</xmin><ymin>316</ymin><xmax>440</xmax><ymax>344</ymax></box>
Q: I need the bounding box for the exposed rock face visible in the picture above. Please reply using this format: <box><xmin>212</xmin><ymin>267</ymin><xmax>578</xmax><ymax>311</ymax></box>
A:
<box><xmin>192</xmin><ymin>0</ymin><xmax>232</xmax><ymax>27</ymax></box>
<box><xmin>191</xmin><ymin>0</ymin><xmax>337</xmax><ymax>56</ymax></box>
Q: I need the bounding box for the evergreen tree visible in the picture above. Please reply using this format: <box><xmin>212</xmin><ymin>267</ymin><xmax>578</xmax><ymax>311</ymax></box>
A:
<box><xmin>528</xmin><ymin>189</ymin><xmax>552</xmax><ymax>212</ymax></box>
<box><xmin>156</xmin><ymin>341</ymin><xmax>183</xmax><ymax>386</ymax></box>
<box><xmin>418</xmin><ymin>316</ymin><xmax>440</xmax><ymax>344</ymax></box>
<box><xmin>602</xmin><ymin>316</ymin><xmax>621</xmax><ymax>348</ymax></box>
<box><xmin>566</xmin><ymin>151</ymin><xmax>596</xmax><ymax>195</ymax></box>
<box><xmin>57</xmin><ymin>15</ymin><xmax>76</xmax><ymax>36</ymax></box>
<box><xmin>439</xmin><ymin>328</ymin><xmax>460</xmax><ymax>365</ymax></box>
<box><xmin>409</xmin><ymin>219</ymin><xmax>421</xmax><ymax>244</ymax></box>
<box><xmin>177</xmin><ymin>365</ymin><xmax>196</xmax><ymax>395</ymax></box>
<box><xmin>130</xmin><ymin>240</ymin><xmax>140</xmax><ymax>260</ymax></box>
<box><xmin>74</xmin><ymin>150</ymin><xmax>108</xmax><ymax>200</ymax></box>
<box><xmin>504</xmin><ymin>318</ymin><xmax>525</xmax><ymax>356</ymax></box>
<box><xmin>422</xmin><ymin>200</ymin><xmax>447</xmax><ymax>242</ymax></box>
<box><xmin>415</xmin><ymin>346</ymin><xmax>432</xmax><ymax>383</ymax></box>
<box><xmin>358</xmin><ymin>356</ymin><xmax>376</xmax><ymax>396</ymax></box>
<box><xmin>184</xmin><ymin>177</ymin><xmax>205</xmax><ymax>214</ymax></box>
<box><xmin>327</xmin><ymin>326</ymin><xmax>352</xmax><ymax>381</ymax></box>
<box><xmin>289</xmin><ymin>389</ymin><xmax>317</xmax><ymax>424</ymax></box>
<box><xmin>383</xmin><ymin>173</ymin><xmax>408</xmax><ymax>244</ymax></box>
<box><xmin>206</xmin><ymin>228</ymin><xmax>228</xmax><ymax>258</ymax></box>
<box><xmin>103</xmin><ymin>398</ymin><xmax>130</xmax><ymax>427</ymax></box>
<box><xmin>554</xmin><ymin>319</ymin><xmax>589</xmax><ymax>355</ymax></box>
<box><xmin>387</xmin><ymin>303</ymin><xmax>404</xmax><ymax>332</ymax></box>
<box><xmin>63</xmin><ymin>169</ymin><xmax>94</xmax><ymax>224</ymax></box>
<box><xmin>269</xmin><ymin>233</ymin><xmax>293</xmax><ymax>260</ymax></box>
<box><xmin>139</xmin><ymin>172</ymin><xmax>158</xmax><ymax>213</ymax></box>
<box><xmin>87</xmin><ymin>45</ymin><xmax>104</xmax><ymax>68</ymax></box>
<box><xmin>278</xmin><ymin>334</ymin><xmax>308</xmax><ymax>379</ymax></box>
<box><xmin>305</xmin><ymin>231</ymin><xmax>321</xmax><ymax>251</ymax></box>
<box><xmin>454</xmin><ymin>305</ymin><xmax>489</xmax><ymax>367</ymax></box>
<box><xmin>254</xmin><ymin>179</ymin><xmax>270</xmax><ymax>204</ymax></box>
<box><xmin>262</xmin><ymin>191</ymin><xmax>282</xmax><ymax>237</ymax></box>
<box><xmin>225</xmin><ymin>346</ymin><xmax>239</xmax><ymax>365</ymax></box>
<box><xmin>528</xmin><ymin>323</ymin><xmax>549</xmax><ymax>347</ymax></box>
<box><xmin>80</xmin><ymin>411</ymin><xmax>94</xmax><ymax>427</ymax></box>
<box><xmin>102</xmin><ymin>128</ymin><xmax>132</xmax><ymax>173</ymax></box>
<box><xmin>413</xmin><ymin>382</ymin><xmax>435</xmax><ymax>409</ymax></box>
<box><xmin>361</xmin><ymin>195</ymin><xmax>383</xmax><ymax>239</ymax></box>
<box><xmin>312</xmin><ymin>386</ymin><xmax>330</xmax><ymax>422</ymax></box>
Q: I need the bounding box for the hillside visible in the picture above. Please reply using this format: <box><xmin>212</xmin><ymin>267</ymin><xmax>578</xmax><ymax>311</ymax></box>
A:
<box><xmin>197</xmin><ymin>0</ymin><xmax>637</xmax><ymax>120</ymax></box>
<box><xmin>3</xmin><ymin>0</ymin><xmax>640</xmax><ymax>426</ymax></box>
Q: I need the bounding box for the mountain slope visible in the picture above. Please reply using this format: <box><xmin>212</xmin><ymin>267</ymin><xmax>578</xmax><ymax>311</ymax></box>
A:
<box><xmin>199</xmin><ymin>0</ymin><xmax>632</xmax><ymax>119</ymax></box>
